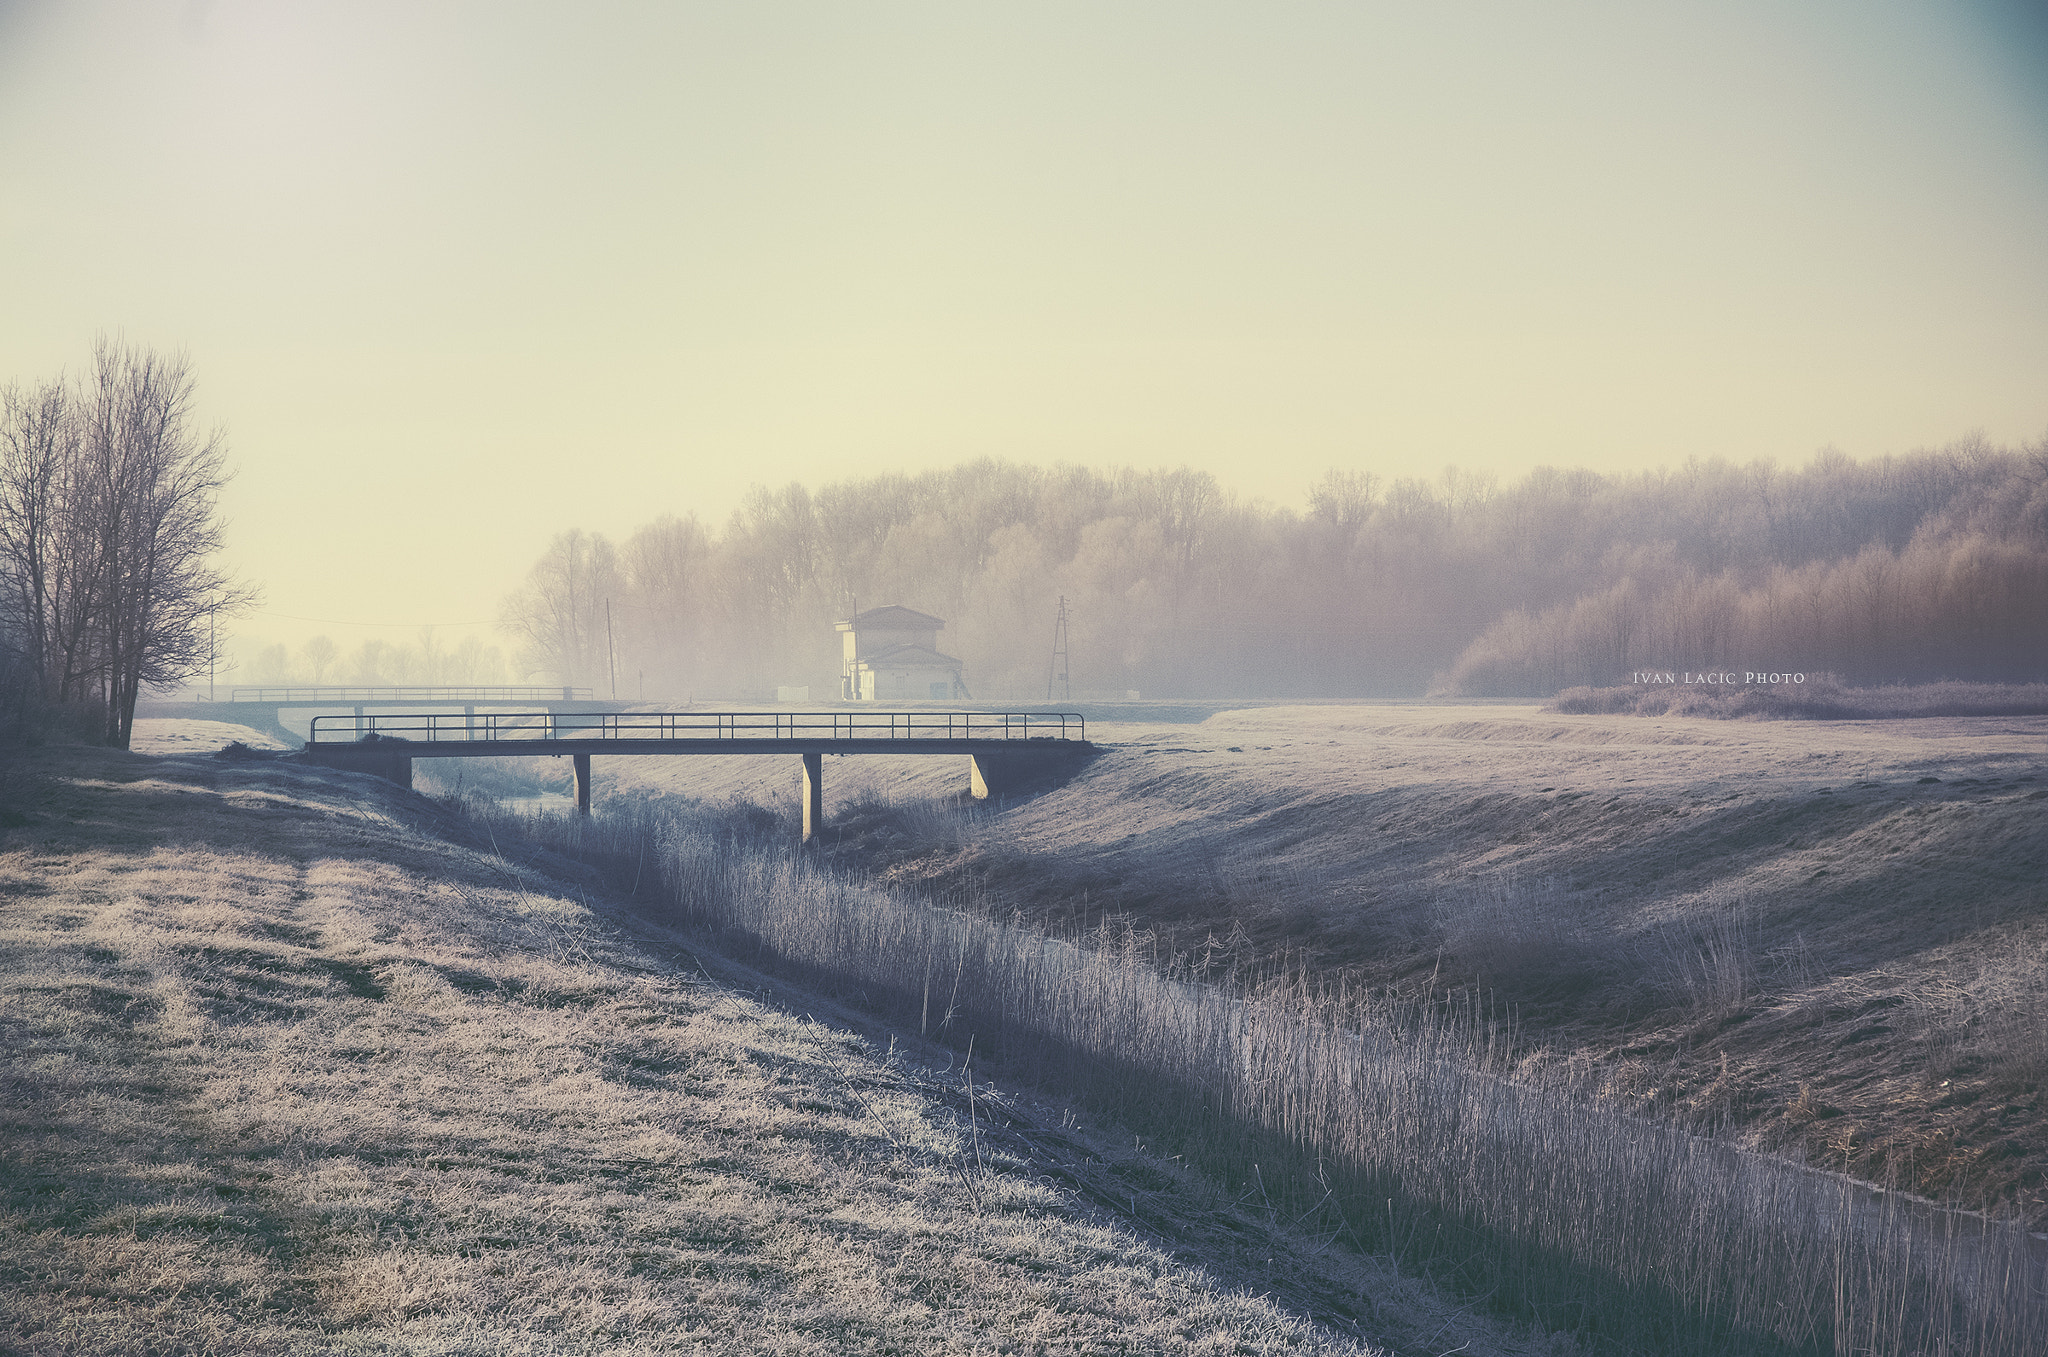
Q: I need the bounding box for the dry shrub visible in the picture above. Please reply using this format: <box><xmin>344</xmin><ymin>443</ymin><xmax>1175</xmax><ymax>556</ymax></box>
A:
<box><xmin>414</xmin><ymin>755</ymin><xmax>571</xmax><ymax>802</ymax></box>
<box><xmin>832</xmin><ymin>785</ymin><xmax>982</xmax><ymax>853</ymax></box>
<box><xmin>1632</xmin><ymin>899</ymin><xmax>1763</xmax><ymax>1015</ymax></box>
<box><xmin>1207</xmin><ymin>844</ymin><xmax>1332</xmax><ymax>928</ymax></box>
<box><xmin>1552</xmin><ymin>677</ymin><xmax>2048</xmax><ymax>720</ymax></box>
<box><xmin>1908</xmin><ymin>934</ymin><xmax>2048</xmax><ymax>1088</ymax></box>
<box><xmin>1430</xmin><ymin>876</ymin><xmax>1592</xmax><ymax>991</ymax></box>
<box><xmin>1434</xmin><ymin>883</ymin><xmax>1766</xmax><ymax>1017</ymax></box>
<box><xmin>1548</xmin><ymin>685</ymin><xmax>1641</xmax><ymax>715</ymax></box>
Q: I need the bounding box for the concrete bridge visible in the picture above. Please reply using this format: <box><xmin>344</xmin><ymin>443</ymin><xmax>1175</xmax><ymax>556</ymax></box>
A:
<box><xmin>297</xmin><ymin>709</ymin><xmax>1092</xmax><ymax>843</ymax></box>
<box><xmin>137</xmin><ymin>686</ymin><xmax>624</xmax><ymax>748</ymax></box>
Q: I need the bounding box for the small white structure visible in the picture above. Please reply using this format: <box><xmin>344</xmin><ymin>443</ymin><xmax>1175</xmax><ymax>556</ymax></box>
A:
<box><xmin>836</xmin><ymin>605</ymin><xmax>968</xmax><ymax>701</ymax></box>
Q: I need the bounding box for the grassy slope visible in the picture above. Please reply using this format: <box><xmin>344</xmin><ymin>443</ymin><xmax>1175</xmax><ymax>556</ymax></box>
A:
<box><xmin>574</xmin><ymin>704</ymin><xmax>2048</xmax><ymax>1222</ymax></box>
<box><xmin>0</xmin><ymin>744</ymin><xmax>1552</xmax><ymax>1357</ymax></box>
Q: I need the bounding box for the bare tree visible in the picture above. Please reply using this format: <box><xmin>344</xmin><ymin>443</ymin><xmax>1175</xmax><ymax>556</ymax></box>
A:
<box><xmin>1308</xmin><ymin>468</ymin><xmax>1381</xmax><ymax>536</ymax></box>
<box><xmin>0</xmin><ymin>339</ymin><xmax>251</xmax><ymax>744</ymax></box>
<box><xmin>302</xmin><ymin>635</ymin><xmax>338</xmax><ymax>684</ymax></box>
<box><xmin>84</xmin><ymin>340</ymin><xmax>254</xmax><ymax>745</ymax></box>
<box><xmin>0</xmin><ymin>377</ymin><xmax>77</xmax><ymax>706</ymax></box>
<box><xmin>499</xmin><ymin>528</ymin><xmax>621</xmax><ymax>686</ymax></box>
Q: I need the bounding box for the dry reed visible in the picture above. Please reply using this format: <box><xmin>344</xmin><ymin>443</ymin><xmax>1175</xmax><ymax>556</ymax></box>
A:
<box><xmin>496</xmin><ymin>795</ymin><xmax>2048</xmax><ymax>1357</ymax></box>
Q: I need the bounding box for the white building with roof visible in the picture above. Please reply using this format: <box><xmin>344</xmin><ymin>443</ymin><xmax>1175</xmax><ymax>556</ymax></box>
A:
<box><xmin>835</xmin><ymin>606</ymin><xmax>969</xmax><ymax>701</ymax></box>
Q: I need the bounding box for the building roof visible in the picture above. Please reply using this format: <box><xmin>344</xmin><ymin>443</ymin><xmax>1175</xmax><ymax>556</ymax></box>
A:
<box><xmin>835</xmin><ymin>605</ymin><xmax>946</xmax><ymax>633</ymax></box>
<box><xmin>853</xmin><ymin>642</ymin><xmax>962</xmax><ymax>670</ymax></box>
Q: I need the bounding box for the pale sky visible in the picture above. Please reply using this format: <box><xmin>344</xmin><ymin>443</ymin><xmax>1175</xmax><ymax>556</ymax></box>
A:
<box><xmin>2</xmin><ymin>1</ymin><xmax>2045</xmax><ymax>668</ymax></box>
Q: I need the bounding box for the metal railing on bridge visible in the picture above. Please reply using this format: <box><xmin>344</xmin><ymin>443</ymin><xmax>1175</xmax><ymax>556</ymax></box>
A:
<box><xmin>230</xmin><ymin>685</ymin><xmax>595</xmax><ymax>703</ymax></box>
<box><xmin>306</xmin><ymin>709</ymin><xmax>1086</xmax><ymax>745</ymax></box>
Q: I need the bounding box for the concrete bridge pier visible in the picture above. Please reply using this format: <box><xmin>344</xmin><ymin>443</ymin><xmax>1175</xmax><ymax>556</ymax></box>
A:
<box><xmin>365</xmin><ymin>752</ymin><xmax>412</xmax><ymax>789</ymax></box>
<box><xmin>297</xmin><ymin>740</ymin><xmax>411</xmax><ymax>788</ymax></box>
<box><xmin>970</xmin><ymin>748</ymin><xmax>1083</xmax><ymax>801</ymax></box>
<box><xmin>573</xmin><ymin>754</ymin><xmax>592</xmax><ymax>815</ymax></box>
<box><xmin>801</xmin><ymin>752</ymin><xmax>824</xmax><ymax>844</ymax></box>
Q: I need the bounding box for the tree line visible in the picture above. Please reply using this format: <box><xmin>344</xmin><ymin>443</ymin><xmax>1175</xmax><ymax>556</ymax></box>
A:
<box><xmin>240</xmin><ymin>632</ymin><xmax>510</xmax><ymax>690</ymax></box>
<box><xmin>1441</xmin><ymin>440</ymin><xmax>2048</xmax><ymax>694</ymax></box>
<box><xmin>0</xmin><ymin>339</ymin><xmax>248</xmax><ymax>745</ymax></box>
<box><xmin>499</xmin><ymin>435</ymin><xmax>2048</xmax><ymax>701</ymax></box>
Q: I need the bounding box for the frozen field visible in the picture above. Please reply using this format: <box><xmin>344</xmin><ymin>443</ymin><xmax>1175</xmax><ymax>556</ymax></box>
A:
<box><xmin>133</xmin><ymin>702</ymin><xmax>2048</xmax><ymax>1215</ymax></box>
<box><xmin>580</xmin><ymin>702</ymin><xmax>2044</xmax><ymax>936</ymax></box>
<box><xmin>128</xmin><ymin>718</ymin><xmax>292</xmax><ymax>755</ymax></box>
<box><xmin>584</xmin><ymin>702</ymin><xmax>2048</xmax><ymax>1218</ymax></box>
<box><xmin>0</xmin><ymin>741</ymin><xmax>1556</xmax><ymax>1356</ymax></box>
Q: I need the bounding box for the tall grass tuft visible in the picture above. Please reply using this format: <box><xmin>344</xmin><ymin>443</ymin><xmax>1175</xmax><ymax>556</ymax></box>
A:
<box><xmin>1908</xmin><ymin>935</ymin><xmax>2048</xmax><ymax>1090</ymax></box>
<box><xmin>1642</xmin><ymin>898</ymin><xmax>1762</xmax><ymax>1016</ymax></box>
<box><xmin>484</xmin><ymin>796</ymin><xmax>2048</xmax><ymax>1357</ymax></box>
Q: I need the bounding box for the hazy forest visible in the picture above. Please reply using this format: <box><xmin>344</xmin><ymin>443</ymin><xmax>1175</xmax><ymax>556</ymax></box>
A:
<box><xmin>231</xmin><ymin>437</ymin><xmax>2048</xmax><ymax>702</ymax></box>
<box><xmin>463</xmin><ymin>438</ymin><xmax>2043</xmax><ymax>701</ymax></box>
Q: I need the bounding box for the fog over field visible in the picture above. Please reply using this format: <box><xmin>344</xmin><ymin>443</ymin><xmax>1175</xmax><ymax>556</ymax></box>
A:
<box><xmin>7</xmin><ymin>2</ymin><xmax>2048</xmax><ymax>1353</ymax></box>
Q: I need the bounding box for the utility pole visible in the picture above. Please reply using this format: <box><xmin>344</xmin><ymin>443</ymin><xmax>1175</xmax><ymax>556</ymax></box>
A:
<box><xmin>1047</xmin><ymin>595</ymin><xmax>1070</xmax><ymax>703</ymax></box>
<box><xmin>208</xmin><ymin>598</ymin><xmax>216</xmax><ymax>701</ymax></box>
<box><xmin>605</xmin><ymin>598</ymin><xmax>618</xmax><ymax>700</ymax></box>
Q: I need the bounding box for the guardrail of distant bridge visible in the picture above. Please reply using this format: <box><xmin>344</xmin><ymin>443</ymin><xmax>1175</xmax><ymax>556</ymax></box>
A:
<box><xmin>305</xmin><ymin>710</ymin><xmax>1087</xmax><ymax>745</ymax></box>
<box><xmin>231</xmin><ymin>685</ymin><xmax>595</xmax><ymax>703</ymax></box>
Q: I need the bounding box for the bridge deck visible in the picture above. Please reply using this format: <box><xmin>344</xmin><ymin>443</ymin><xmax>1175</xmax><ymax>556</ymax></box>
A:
<box><xmin>304</xmin><ymin>709</ymin><xmax>1086</xmax><ymax>749</ymax></box>
<box><xmin>307</xmin><ymin>736</ymin><xmax>1081</xmax><ymax>759</ymax></box>
<box><xmin>297</xmin><ymin>711</ymin><xmax>1089</xmax><ymax>837</ymax></box>
<box><xmin>233</xmin><ymin>685</ymin><xmax>596</xmax><ymax>703</ymax></box>
<box><xmin>135</xmin><ymin>691</ymin><xmax>628</xmax><ymax>749</ymax></box>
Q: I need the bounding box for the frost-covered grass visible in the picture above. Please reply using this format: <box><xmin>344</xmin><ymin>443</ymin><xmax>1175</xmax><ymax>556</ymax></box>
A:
<box><xmin>510</xmin><ymin>793</ymin><xmax>2048</xmax><ymax>1357</ymax></box>
<box><xmin>633</xmin><ymin>703</ymin><xmax>2043</xmax><ymax>1220</ymax></box>
<box><xmin>0</xmin><ymin>747</ymin><xmax>1449</xmax><ymax>1356</ymax></box>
